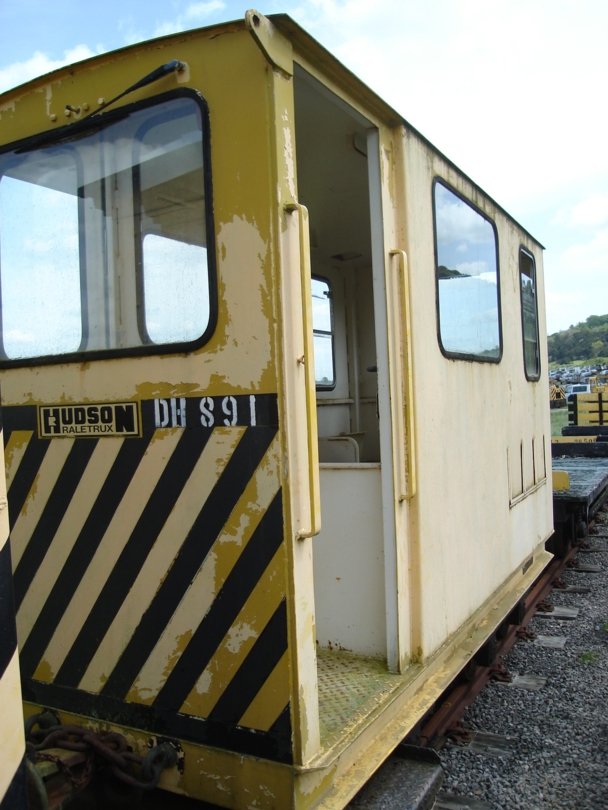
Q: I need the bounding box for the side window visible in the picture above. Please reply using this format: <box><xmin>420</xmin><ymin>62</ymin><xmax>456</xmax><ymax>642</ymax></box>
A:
<box><xmin>433</xmin><ymin>181</ymin><xmax>501</xmax><ymax>361</ymax></box>
<box><xmin>519</xmin><ymin>248</ymin><xmax>540</xmax><ymax>380</ymax></box>
<box><xmin>312</xmin><ymin>276</ymin><xmax>335</xmax><ymax>388</ymax></box>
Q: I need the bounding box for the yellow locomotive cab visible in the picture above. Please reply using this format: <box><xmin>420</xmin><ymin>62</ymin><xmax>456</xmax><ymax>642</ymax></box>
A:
<box><xmin>0</xmin><ymin>11</ymin><xmax>553</xmax><ymax>808</ymax></box>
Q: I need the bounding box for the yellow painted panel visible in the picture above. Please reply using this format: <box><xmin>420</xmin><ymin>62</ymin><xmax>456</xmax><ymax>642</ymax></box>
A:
<box><xmin>552</xmin><ymin>436</ymin><xmax>597</xmax><ymax>443</ymax></box>
<box><xmin>552</xmin><ymin>470</ymin><xmax>570</xmax><ymax>491</ymax></box>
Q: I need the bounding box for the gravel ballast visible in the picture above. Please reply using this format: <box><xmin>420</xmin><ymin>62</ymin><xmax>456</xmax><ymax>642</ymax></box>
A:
<box><xmin>436</xmin><ymin>503</ymin><xmax>608</xmax><ymax>810</ymax></box>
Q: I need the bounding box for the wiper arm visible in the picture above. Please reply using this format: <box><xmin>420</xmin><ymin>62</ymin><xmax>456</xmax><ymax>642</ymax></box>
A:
<box><xmin>85</xmin><ymin>59</ymin><xmax>186</xmax><ymax>119</ymax></box>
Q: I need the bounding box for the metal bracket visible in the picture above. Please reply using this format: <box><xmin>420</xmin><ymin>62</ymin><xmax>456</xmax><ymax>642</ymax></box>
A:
<box><xmin>245</xmin><ymin>10</ymin><xmax>293</xmax><ymax>78</ymax></box>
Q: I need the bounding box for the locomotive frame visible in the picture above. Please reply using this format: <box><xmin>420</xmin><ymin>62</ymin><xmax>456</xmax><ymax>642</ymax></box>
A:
<box><xmin>0</xmin><ymin>10</ymin><xmax>553</xmax><ymax>808</ymax></box>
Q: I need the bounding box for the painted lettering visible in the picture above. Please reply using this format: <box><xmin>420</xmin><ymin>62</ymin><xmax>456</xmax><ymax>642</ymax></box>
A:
<box><xmin>200</xmin><ymin>396</ymin><xmax>215</xmax><ymax>427</ymax></box>
<box><xmin>222</xmin><ymin>396</ymin><xmax>238</xmax><ymax>426</ymax></box>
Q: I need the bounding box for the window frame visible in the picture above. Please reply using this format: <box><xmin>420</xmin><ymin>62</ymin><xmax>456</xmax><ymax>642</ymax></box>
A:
<box><xmin>518</xmin><ymin>246</ymin><xmax>541</xmax><ymax>381</ymax></box>
<box><xmin>0</xmin><ymin>89</ymin><xmax>217</xmax><ymax>367</ymax></box>
<box><xmin>432</xmin><ymin>178</ymin><xmax>503</xmax><ymax>364</ymax></box>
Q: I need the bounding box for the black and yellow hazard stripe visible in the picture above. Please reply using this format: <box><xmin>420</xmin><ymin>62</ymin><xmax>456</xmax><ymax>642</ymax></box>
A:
<box><xmin>0</xmin><ymin>413</ymin><xmax>28</xmax><ymax>809</ymax></box>
<box><xmin>5</xmin><ymin>395</ymin><xmax>292</xmax><ymax>763</ymax></box>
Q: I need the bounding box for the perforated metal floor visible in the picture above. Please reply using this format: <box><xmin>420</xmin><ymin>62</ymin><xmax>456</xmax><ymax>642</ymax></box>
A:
<box><xmin>316</xmin><ymin>648</ymin><xmax>403</xmax><ymax>748</ymax></box>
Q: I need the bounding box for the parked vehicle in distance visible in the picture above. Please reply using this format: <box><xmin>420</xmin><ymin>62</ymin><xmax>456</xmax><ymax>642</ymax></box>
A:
<box><xmin>567</xmin><ymin>383</ymin><xmax>592</xmax><ymax>398</ymax></box>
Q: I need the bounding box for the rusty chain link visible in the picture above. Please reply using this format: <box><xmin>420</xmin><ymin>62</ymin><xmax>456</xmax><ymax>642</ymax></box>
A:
<box><xmin>26</xmin><ymin>713</ymin><xmax>178</xmax><ymax>792</ymax></box>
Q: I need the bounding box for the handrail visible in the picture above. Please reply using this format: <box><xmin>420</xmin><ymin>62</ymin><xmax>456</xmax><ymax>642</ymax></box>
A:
<box><xmin>285</xmin><ymin>202</ymin><xmax>321</xmax><ymax>539</ymax></box>
<box><xmin>389</xmin><ymin>249</ymin><xmax>417</xmax><ymax>500</ymax></box>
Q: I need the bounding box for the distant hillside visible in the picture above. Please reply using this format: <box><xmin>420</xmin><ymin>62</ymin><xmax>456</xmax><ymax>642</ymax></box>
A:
<box><xmin>548</xmin><ymin>314</ymin><xmax>608</xmax><ymax>364</ymax></box>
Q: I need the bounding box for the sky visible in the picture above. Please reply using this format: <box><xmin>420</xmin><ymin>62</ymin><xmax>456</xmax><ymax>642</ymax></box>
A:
<box><xmin>0</xmin><ymin>0</ymin><xmax>606</xmax><ymax>336</ymax></box>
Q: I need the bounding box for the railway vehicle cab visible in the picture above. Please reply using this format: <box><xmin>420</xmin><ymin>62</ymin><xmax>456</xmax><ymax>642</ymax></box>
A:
<box><xmin>0</xmin><ymin>11</ymin><xmax>553</xmax><ymax>809</ymax></box>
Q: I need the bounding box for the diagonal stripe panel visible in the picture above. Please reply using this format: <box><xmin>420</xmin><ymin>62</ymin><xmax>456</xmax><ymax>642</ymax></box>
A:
<box><xmin>125</xmin><ymin>433</ymin><xmax>281</xmax><ymax>705</ymax></box>
<box><xmin>51</xmin><ymin>427</ymin><xmax>209</xmax><ymax>687</ymax></box>
<box><xmin>78</xmin><ymin>427</ymin><xmax>245</xmax><ymax>695</ymax></box>
<box><xmin>208</xmin><ymin>600</ymin><xmax>288</xmax><ymax>726</ymax></box>
<box><xmin>18</xmin><ymin>437</ymin><xmax>150</xmax><ymax>678</ymax></box>
<box><xmin>179</xmin><ymin>543</ymin><xmax>286</xmax><ymax>717</ymax></box>
<box><xmin>9</xmin><ymin>437</ymin><xmax>65</xmax><ymax>571</ymax></box>
<box><xmin>16</xmin><ymin>439</ymin><xmax>124</xmax><ymax>649</ymax></box>
<box><xmin>238</xmin><ymin>650</ymin><xmax>290</xmax><ymax>732</ymax></box>
<box><xmin>100</xmin><ymin>426</ymin><xmax>278</xmax><ymax>700</ymax></box>
<box><xmin>32</xmin><ymin>428</ymin><xmax>184</xmax><ymax>683</ymax></box>
<box><xmin>153</xmin><ymin>489</ymin><xmax>284</xmax><ymax>712</ymax></box>
<box><xmin>13</xmin><ymin>439</ymin><xmax>98</xmax><ymax>607</ymax></box>
<box><xmin>7</xmin><ymin>397</ymin><xmax>291</xmax><ymax>761</ymax></box>
<box><xmin>5</xmin><ymin>434</ymin><xmax>48</xmax><ymax>532</ymax></box>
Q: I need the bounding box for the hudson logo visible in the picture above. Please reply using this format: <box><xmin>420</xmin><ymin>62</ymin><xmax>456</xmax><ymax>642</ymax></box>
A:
<box><xmin>38</xmin><ymin>402</ymin><xmax>140</xmax><ymax>438</ymax></box>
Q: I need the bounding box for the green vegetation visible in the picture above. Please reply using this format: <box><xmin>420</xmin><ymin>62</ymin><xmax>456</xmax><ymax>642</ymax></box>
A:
<box><xmin>579</xmin><ymin>651</ymin><xmax>600</xmax><ymax>665</ymax></box>
<box><xmin>548</xmin><ymin>314</ymin><xmax>608</xmax><ymax>365</ymax></box>
<box><xmin>550</xmin><ymin>407</ymin><xmax>569</xmax><ymax>437</ymax></box>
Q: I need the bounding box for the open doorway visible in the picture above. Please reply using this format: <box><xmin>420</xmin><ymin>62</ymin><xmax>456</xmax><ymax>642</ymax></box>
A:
<box><xmin>293</xmin><ymin>70</ymin><xmax>396</xmax><ymax>727</ymax></box>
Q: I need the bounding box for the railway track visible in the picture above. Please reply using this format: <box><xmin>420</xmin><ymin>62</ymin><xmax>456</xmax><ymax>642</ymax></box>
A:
<box><xmin>435</xmin><ymin>500</ymin><xmax>608</xmax><ymax>809</ymax></box>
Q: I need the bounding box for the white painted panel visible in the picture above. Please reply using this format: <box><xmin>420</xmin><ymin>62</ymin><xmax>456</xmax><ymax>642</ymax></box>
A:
<box><xmin>313</xmin><ymin>465</ymin><xmax>385</xmax><ymax>657</ymax></box>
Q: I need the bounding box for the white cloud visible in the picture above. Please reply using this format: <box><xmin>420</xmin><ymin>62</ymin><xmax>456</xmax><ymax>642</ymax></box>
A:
<box><xmin>0</xmin><ymin>45</ymin><xmax>99</xmax><ymax>93</ymax></box>
<box><xmin>287</xmin><ymin>0</ymin><xmax>608</xmax><ymax>210</ymax></box>
<box><xmin>544</xmin><ymin>227</ymin><xmax>608</xmax><ymax>332</ymax></box>
<box><xmin>184</xmin><ymin>1</ymin><xmax>226</xmax><ymax>22</ymax></box>
<box><xmin>559</xmin><ymin>228</ymin><xmax>608</xmax><ymax>273</ymax></box>
<box><xmin>287</xmin><ymin>0</ymin><xmax>608</xmax><ymax>335</ymax></box>
<box><xmin>554</xmin><ymin>195</ymin><xmax>608</xmax><ymax>230</ymax></box>
<box><xmin>153</xmin><ymin>1</ymin><xmax>226</xmax><ymax>38</ymax></box>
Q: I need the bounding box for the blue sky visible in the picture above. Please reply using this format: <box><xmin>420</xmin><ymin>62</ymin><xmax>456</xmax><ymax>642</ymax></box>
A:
<box><xmin>1</xmin><ymin>0</ymin><xmax>607</xmax><ymax>335</ymax></box>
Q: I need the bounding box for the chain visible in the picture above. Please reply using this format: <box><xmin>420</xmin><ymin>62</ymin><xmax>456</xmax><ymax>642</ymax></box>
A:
<box><xmin>26</xmin><ymin>714</ymin><xmax>178</xmax><ymax>791</ymax></box>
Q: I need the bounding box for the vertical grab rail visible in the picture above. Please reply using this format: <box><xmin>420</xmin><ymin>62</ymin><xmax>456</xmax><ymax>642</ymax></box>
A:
<box><xmin>284</xmin><ymin>202</ymin><xmax>321</xmax><ymax>539</ymax></box>
<box><xmin>389</xmin><ymin>249</ymin><xmax>417</xmax><ymax>500</ymax></box>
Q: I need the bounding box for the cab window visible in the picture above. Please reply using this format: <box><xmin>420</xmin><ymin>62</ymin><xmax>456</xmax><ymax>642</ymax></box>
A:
<box><xmin>0</xmin><ymin>92</ymin><xmax>215</xmax><ymax>363</ymax></box>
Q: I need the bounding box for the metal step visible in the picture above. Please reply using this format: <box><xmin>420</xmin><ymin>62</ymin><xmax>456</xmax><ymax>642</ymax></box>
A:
<box><xmin>349</xmin><ymin>745</ymin><xmax>443</xmax><ymax>809</ymax></box>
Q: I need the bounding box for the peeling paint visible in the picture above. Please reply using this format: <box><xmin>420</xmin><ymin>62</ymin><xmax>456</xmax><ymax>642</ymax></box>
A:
<box><xmin>282</xmin><ymin>109</ymin><xmax>296</xmax><ymax>198</ymax></box>
<box><xmin>0</xmin><ymin>101</ymin><xmax>16</xmax><ymax>116</ymax></box>
<box><xmin>163</xmin><ymin>629</ymin><xmax>194</xmax><ymax>680</ymax></box>
<box><xmin>225</xmin><ymin>621</ymin><xmax>257</xmax><ymax>654</ymax></box>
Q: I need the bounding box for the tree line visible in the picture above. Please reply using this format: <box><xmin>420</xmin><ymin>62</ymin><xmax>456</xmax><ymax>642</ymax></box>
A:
<box><xmin>547</xmin><ymin>314</ymin><xmax>608</xmax><ymax>364</ymax></box>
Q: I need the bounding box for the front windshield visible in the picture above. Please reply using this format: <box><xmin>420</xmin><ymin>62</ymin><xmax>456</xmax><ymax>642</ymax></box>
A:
<box><xmin>0</xmin><ymin>93</ymin><xmax>214</xmax><ymax>362</ymax></box>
